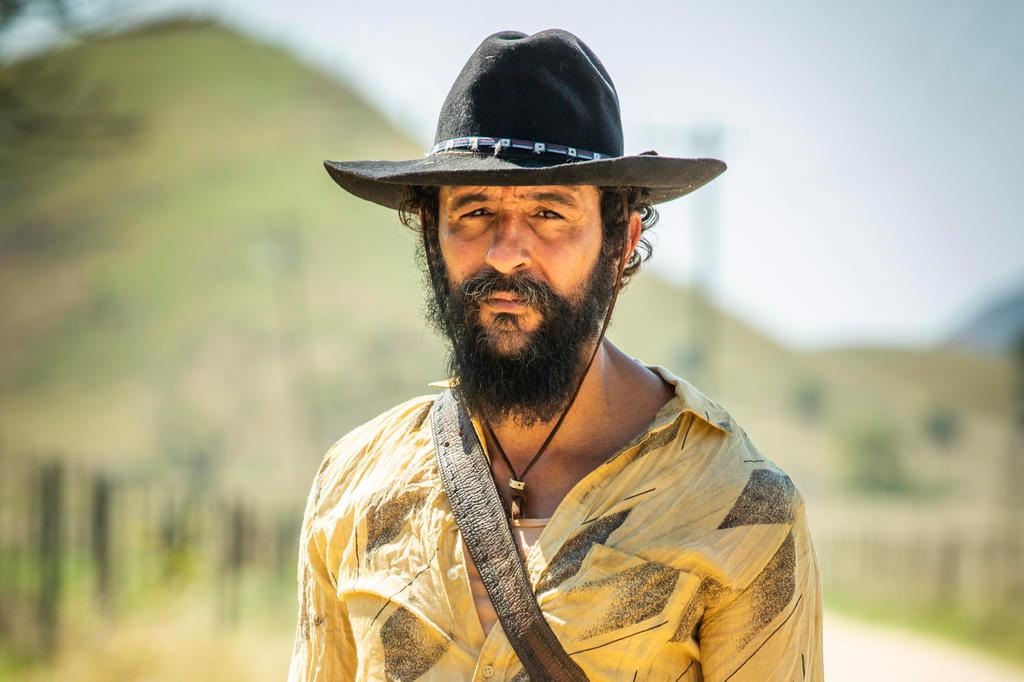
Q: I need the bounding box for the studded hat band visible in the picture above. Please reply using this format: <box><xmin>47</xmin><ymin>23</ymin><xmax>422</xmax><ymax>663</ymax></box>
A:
<box><xmin>428</xmin><ymin>136</ymin><xmax>610</xmax><ymax>161</ymax></box>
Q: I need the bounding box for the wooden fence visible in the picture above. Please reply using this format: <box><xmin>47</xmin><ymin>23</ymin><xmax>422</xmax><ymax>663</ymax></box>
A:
<box><xmin>0</xmin><ymin>454</ymin><xmax>301</xmax><ymax>660</ymax></box>
<box><xmin>3</xmin><ymin>454</ymin><xmax>1023</xmax><ymax>662</ymax></box>
<box><xmin>815</xmin><ymin>518</ymin><xmax>1024</xmax><ymax>624</ymax></box>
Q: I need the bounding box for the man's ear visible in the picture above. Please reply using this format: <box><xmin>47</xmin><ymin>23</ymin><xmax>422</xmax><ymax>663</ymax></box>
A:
<box><xmin>624</xmin><ymin>210</ymin><xmax>644</xmax><ymax>266</ymax></box>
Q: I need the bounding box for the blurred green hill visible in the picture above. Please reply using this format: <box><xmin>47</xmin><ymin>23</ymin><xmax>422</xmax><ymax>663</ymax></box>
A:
<box><xmin>0</xmin><ymin>19</ymin><xmax>447</xmax><ymax>504</ymax></box>
<box><xmin>0</xmin><ymin>18</ymin><xmax>1016</xmax><ymax>517</ymax></box>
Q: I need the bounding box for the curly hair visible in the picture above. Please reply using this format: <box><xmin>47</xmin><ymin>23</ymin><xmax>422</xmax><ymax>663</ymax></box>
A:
<box><xmin>398</xmin><ymin>185</ymin><xmax>659</xmax><ymax>288</ymax></box>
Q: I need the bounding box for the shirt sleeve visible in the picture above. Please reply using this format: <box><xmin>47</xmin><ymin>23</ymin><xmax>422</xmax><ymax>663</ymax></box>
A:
<box><xmin>287</xmin><ymin>475</ymin><xmax>357</xmax><ymax>681</ymax></box>
<box><xmin>696</xmin><ymin>496</ymin><xmax>825</xmax><ymax>681</ymax></box>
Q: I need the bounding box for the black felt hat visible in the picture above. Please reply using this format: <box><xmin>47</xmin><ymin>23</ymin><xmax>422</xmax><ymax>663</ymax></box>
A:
<box><xmin>323</xmin><ymin>29</ymin><xmax>726</xmax><ymax>209</ymax></box>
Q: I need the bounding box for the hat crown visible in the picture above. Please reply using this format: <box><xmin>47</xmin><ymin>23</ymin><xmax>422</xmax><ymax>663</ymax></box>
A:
<box><xmin>434</xmin><ymin>30</ymin><xmax>624</xmax><ymax>158</ymax></box>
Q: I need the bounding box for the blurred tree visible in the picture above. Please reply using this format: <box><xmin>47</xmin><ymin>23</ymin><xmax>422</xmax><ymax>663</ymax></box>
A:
<box><xmin>922</xmin><ymin>405</ymin><xmax>961</xmax><ymax>451</ymax></box>
<box><xmin>791</xmin><ymin>375</ymin><xmax>826</xmax><ymax>425</ymax></box>
<box><xmin>838</xmin><ymin>418</ymin><xmax>911</xmax><ymax>495</ymax></box>
<box><xmin>2</xmin><ymin>0</ymin><xmax>126</xmax><ymax>40</ymax></box>
<box><xmin>1</xmin><ymin>0</ymin><xmax>49</xmax><ymax>25</ymax></box>
<box><xmin>0</xmin><ymin>0</ymin><xmax>136</xmax><ymax>177</ymax></box>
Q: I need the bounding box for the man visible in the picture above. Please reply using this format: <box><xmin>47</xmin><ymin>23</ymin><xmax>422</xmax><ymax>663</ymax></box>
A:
<box><xmin>290</xmin><ymin>29</ymin><xmax>823</xmax><ymax>681</ymax></box>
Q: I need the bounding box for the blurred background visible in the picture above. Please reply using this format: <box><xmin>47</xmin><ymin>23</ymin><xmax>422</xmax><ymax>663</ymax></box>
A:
<box><xmin>1</xmin><ymin>1</ymin><xmax>1022</xmax><ymax>680</ymax></box>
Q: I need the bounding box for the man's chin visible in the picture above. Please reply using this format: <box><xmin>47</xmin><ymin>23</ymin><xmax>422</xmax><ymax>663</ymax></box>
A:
<box><xmin>477</xmin><ymin>315</ymin><xmax>540</xmax><ymax>352</ymax></box>
<box><xmin>481</xmin><ymin>327</ymin><xmax>534</xmax><ymax>357</ymax></box>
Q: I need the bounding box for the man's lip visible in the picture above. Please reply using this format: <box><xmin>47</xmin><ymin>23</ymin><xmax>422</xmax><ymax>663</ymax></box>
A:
<box><xmin>484</xmin><ymin>295</ymin><xmax>527</xmax><ymax>311</ymax></box>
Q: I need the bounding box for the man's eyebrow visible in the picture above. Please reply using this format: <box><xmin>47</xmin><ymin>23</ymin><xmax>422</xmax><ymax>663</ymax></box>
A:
<box><xmin>447</xmin><ymin>192</ymin><xmax>492</xmax><ymax>213</ymax></box>
<box><xmin>523</xmin><ymin>191</ymin><xmax>582</xmax><ymax>209</ymax></box>
<box><xmin>446</xmin><ymin>189</ymin><xmax>583</xmax><ymax>213</ymax></box>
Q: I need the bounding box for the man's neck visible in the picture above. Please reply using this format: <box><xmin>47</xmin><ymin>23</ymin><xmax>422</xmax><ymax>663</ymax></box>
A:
<box><xmin>487</xmin><ymin>339</ymin><xmax>674</xmax><ymax>471</ymax></box>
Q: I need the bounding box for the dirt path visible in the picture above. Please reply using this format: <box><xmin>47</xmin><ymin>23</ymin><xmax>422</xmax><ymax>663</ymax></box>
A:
<box><xmin>824</xmin><ymin>610</ymin><xmax>1024</xmax><ymax>681</ymax></box>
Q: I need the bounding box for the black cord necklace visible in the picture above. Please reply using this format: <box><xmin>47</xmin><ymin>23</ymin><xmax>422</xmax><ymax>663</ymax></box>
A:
<box><xmin>483</xmin><ymin>206</ymin><xmax>630</xmax><ymax>520</ymax></box>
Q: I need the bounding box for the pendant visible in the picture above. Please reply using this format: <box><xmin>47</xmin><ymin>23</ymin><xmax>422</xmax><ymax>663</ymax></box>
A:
<box><xmin>510</xmin><ymin>492</ymin><xmax>525</xmax><ymax>522</ymax></box>
<box><xmin>508</xmin><ymin>480</ymin><xmax>526</xmax><ymax>521</ymax></box>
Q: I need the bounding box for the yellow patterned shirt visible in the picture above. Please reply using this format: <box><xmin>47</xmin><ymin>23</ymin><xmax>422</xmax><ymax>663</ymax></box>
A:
<box><xmin>288</xmin><ymin>365</ymin><xmax>824</xmax><ymax>681</ymax></box>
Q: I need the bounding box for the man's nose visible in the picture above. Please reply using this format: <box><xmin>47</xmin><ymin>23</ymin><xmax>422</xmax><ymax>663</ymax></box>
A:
<box><xmin>483</xmin><ymin>213</ymin><xmax>532</xmax><ymax>275</ymax></box>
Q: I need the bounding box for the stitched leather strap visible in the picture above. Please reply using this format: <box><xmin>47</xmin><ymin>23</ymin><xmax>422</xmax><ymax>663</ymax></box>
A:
<box><xmin>431</xmin><ymin>389</ymin><xmax>588</xmax><ymax>681</ymax></box>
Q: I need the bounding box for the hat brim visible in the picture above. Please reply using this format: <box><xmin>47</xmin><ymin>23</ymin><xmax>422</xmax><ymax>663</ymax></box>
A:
<box><xmin>323</xmin><ymin>152</ymin><xmax>726</xmax><ymax>210</ymax></box>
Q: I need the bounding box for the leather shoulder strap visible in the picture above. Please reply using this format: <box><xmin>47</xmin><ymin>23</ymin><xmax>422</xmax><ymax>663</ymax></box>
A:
<box><xmin>430</xmin><ymin>389</ymin><xmax>588</xmax><ymax>681</ymax></box>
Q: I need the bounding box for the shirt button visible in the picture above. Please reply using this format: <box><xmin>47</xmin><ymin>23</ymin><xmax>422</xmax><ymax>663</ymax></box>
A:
<box><xmin>446</xmin><ymin>567</ymin><xmax>460</xmax><ymax>580</ymax></box>
<box><xmin>482</xmin><ymin>664</ymin><xmax>495</xmax><ymax>678</ymax></box>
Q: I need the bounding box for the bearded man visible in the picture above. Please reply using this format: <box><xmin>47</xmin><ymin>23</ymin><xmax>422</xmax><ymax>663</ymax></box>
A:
<box><xmin>289</xmin><ymin>29</ymin><xmax>823</xmax><ymax>682</ymax></box>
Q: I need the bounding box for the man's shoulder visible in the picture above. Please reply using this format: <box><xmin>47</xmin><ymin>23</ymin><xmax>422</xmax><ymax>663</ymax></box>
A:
<box><xmin>661</xmin><ymin>373</ymin><xmax>807</xmax><ymax>530</ymax></box>
<box><xmin>305</xmin><ymin>394</ymin><xmax>439</xmax><ymax>515</ymax></box>
<box><xmin>714</xmin><ymin>426</ymin><xmax>807</xmax><ymax>530</ymax></box>
<box><xmin>659</xmin><ymin>383</ymin><xmax>812</xmax><ymax>590</ymax></box>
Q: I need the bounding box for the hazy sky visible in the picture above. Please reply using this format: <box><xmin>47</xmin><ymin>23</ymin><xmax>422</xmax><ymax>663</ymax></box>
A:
<box><xmin>6</xmin><ymin>1</ymin><xmax>1023</xmax><ymax>350</ymax></box>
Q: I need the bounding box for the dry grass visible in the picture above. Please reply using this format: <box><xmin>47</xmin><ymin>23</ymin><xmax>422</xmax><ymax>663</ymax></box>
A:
<box><xmin>8</xmin><ymin>590</ymin><xmax>293</xmax><ymax>682</ymax></box>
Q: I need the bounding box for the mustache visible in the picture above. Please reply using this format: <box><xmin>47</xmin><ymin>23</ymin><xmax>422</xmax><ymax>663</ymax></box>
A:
<box><xmin>457</xmin><ymin>268</ymin><xmax>557</xmax><ymax>310</ymax></box>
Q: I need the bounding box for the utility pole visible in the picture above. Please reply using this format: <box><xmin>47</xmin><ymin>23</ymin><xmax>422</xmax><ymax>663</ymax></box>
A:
<box><xmin>637</xmin><ymin>123</ymin><xmax>725</xmax><ymax>395</ymax></box>
<box><xmin>684</xmin><ymin>127</ymin><xmax>724</xmax><ymax>397</ymax></box>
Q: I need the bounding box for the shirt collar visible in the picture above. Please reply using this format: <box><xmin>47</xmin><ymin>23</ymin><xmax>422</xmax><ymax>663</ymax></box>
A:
<box><xmin>644</xmin><ymin>364</ymin><xmax>732</xmax><ymax>434</ymax></box>
<box><xmin>428</xmin><ymin>364</ymin><xmax>731</xmax><ymax>434</ymax></box>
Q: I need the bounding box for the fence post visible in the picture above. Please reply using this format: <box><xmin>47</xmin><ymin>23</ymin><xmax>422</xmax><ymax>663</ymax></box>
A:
<box><xmin>91</xmin><ymin>473</ymin><xmax>112</xmax><ymax>612</ymax></box>
<box><xmin>37</xmin><ymin>459</ymin><xmax>64</xmax><ymax>658</ymax></box>
<box><xmin>221</xmin><ymin>499</ymin><xmax>246</xmax><ymax>626</ymax></box>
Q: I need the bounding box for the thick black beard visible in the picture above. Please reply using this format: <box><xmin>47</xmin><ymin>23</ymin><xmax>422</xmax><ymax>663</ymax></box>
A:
<box><xmin>421</xmin><ymin>235</ymin><xmax>619</xmax><ymax>428</ymax></box>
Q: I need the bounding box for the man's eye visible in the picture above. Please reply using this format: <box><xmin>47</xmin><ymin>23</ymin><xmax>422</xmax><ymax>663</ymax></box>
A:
<box><xmin>463</xmin><ymin>208</ymin><xmax>491</xmax><ymax>218</ymax></box>
<box><xmin>537</xmin><ymin>209</ymin><xmax>564</xmax><ymax>219</ymax></box>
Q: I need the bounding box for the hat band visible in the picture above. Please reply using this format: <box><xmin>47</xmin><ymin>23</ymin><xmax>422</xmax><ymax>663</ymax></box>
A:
<box><xmin>428</xmin><ymin>136</ymin><xmax>610</xmax><ymax>161</ymax></box>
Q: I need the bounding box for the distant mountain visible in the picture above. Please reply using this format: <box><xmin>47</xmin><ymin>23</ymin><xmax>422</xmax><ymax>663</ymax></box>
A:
<box><xmin>946</xmin><ymin>284</ymin><xmax>1024</xmax><ymax>356</ymax></box>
